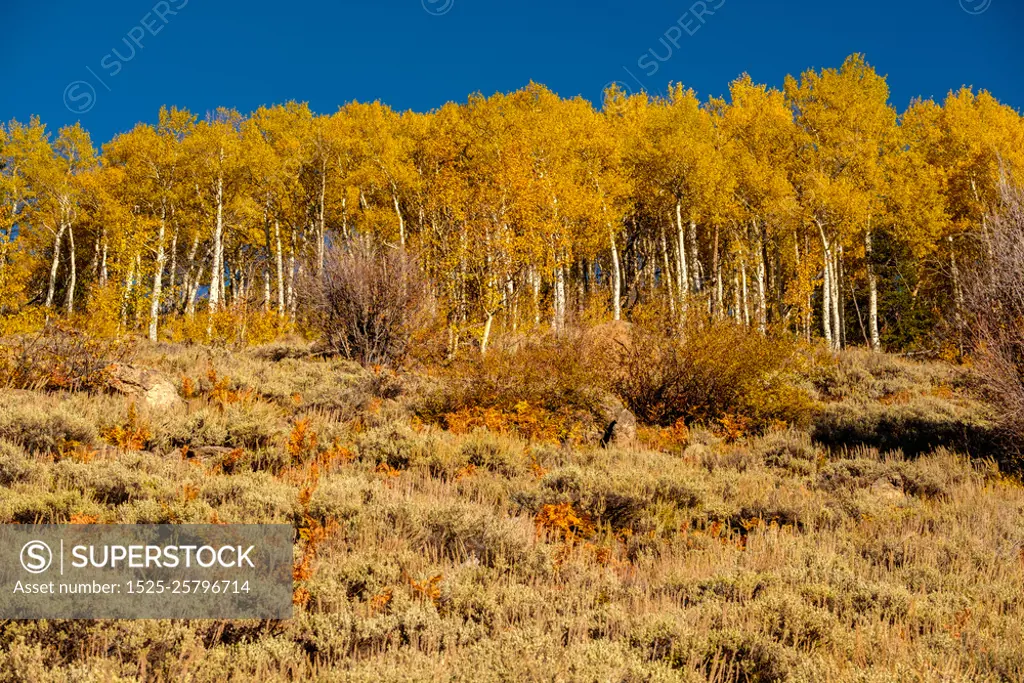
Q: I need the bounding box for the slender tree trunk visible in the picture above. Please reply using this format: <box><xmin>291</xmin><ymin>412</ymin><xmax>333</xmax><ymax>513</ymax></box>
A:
<box><xmin>660</xmin><ymin>222</ymin><xmax>676</xmax><ymax>317</ymax></box>
<box><xmin>209</xmin><ymin>155</ymin><xmax>224</xmax><ymax>315</ymax></box>
<box><xmin>865</xmin><ymin>229</ymin><xmax>879</xmax><ymax>351</ymax></box>
<box><xmin>755</xmin><ymin>227</ymin><xmax>766</xmax><ymax>335</ymax></box>
<box><xmin>181</xmin><ymin>234</ymin><xmax>199</xmax><ymax>313</ymax></box>
<box><xmin>712</xmin><ymin>224</ymin><xmax>723</xmax><ymax>318</ymax></box>
<box><xmin>187</xmin><ymin>265</ymin><xmax>204</xmax><ymax>317</ymax></box>
<box><xmin>168</xmin><ymin>222</ymin><xmax>178</xmax><ymax>306</ymax></box>
<box><xmin>275</xmin><ymin>221</ymin><xmax>286</xmax><ymax>318</ymax></box>
<box><xmin>148</xmin><ymin>204</ymin><xmax>167</xmax><ymax>342</ymax></box>
<box><xmin>675</xmin><ymin>203</ymin><xmax>689</xmax><ymax>315</ymax></box>
<box><xmin>610</xmin><ymin>227</ymin><xmax>622</xmax><ymax>321</ymax></box>
<box><xmin>46</xmin><ymin>222</ymin><xmax>67</xmax><ymax>309</ymax></box>
<box><xmin>822</xmin><ymin>245</ymin><xmax>833</xmax><ymax>349</ymax></box>
<box><xmin>732</xmin><ymin>268</ymin><xmax>741</xmax><ymax>322</ymax></box>
<box><xmin>794</xmin><ymin>238</ymin><xmax>803</xmax><ymax>338</ymax></box>
<box><xmin>741</xmin><ymin>257</ymin><xmax>750</xmax><ymax>327</ymax></box>
<box><xmin>318</xmin><ymin>171</ymin><xmax>327</xmax><ymax>274</ymax></box>
<box><xmin>532</xmin><ymin>267</ymin><xmax>541</xmax><ymax>326</ymax></box>
<box><xmin>101</xmin><ymin>231</ymin><xmax>108</xmax><ymax>288</ymax></box>
<box><xmin>948</xmin><ymin>235</ymin><xmax>963</xmax><ymax>319</ymax></box>
<box><xmin>393</xmin><ymin>187</ymin><xmax>405</xmax><ymax>248</ymax></box>
<box><xmin>341</xmin><ymin>196</ymin><xmax>349</xmax><ymax>240</ymax></box>
<box><xmin>261</xmin><ymin>204</ymin><xmax>271</xmax><ymax>311</ymax></box>
<box><xmin>133</xmin><ymin>253</ymin><xmax>143</xmax><ymax>328</ymax></box>
<box><xmin>832</xmin><ymin>248</ymin><xmax>842</xmax><ymax>349</ymax></box>
<box><xmin>816</xmin><ymin>222</ymin><xmax>837</xmax><ymax>350</ymax></box>
<box><xmin>509</xmin><ymin>278</ymin><xmax>518</xmax><ymax>333</ymax></box>
<box><xmin>287</xmin><ymin>239</ymin><xmax>296</xmax><ymax>318</ymax></box>
<box><xmin>553</xmin><ymin>262</ymin><xmax>566</xmax><ymax>335</ymax></box>
<box><xmin>481</xmin><ymin>312</ymin><xmax>494</xmax><ymax>357</ymax></box>
<box><xmin>688</xmin><ymin>220</ymin><xmax>702</xmax><ymax>292</ymax></box>
<box><xmin>65</xmin><ymin>224</ymin><xmax>76</xmax><ymax>315</ymax></box>
<box><xmin>89</xmin><ymin>231</ymin><xmax>101</xmax><ymax>283</ymax></box>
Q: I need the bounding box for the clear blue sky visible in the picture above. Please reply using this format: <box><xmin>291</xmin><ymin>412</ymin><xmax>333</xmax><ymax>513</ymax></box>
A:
<box><xmin>4</xmin><ymin>0</ymin><xmax>1022</xmax><ymax>144</ymax></box>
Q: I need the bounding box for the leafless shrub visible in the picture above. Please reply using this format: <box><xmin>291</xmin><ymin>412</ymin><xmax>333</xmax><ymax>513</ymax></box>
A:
<box><xmin>300</xmin><ymin>239</ymin><xmax>427</xmax><ymax>366</ymax></box>
<box><xmin>0</xmin><ymin>322</ymin><xmax>135</xmax><ymax>392</ymax></box>
<box><xmin>964</xmin><ymin>181</ymin><xmax>1024</xmax><ymax>454</ymax></box>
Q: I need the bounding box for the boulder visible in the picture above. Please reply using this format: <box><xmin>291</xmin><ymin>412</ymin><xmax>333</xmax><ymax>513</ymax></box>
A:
<box><xmin>598</xmin><ymin>395</ymin><xmax>637</xmax><ymax>448</ymax></box>
<box><xmin>107</xmin><ymin>364</ymin><xmax>184</xmax><ymax>411</ymax></box>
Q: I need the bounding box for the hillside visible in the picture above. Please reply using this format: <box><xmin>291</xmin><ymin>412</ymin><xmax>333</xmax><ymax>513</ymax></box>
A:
<box><xmin>1</xmin><ymin>336</ymin><xmax>1021</xmax><ymax>682</ymax></box>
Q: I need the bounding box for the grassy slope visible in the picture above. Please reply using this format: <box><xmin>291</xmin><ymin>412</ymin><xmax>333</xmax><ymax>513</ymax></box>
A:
<box><xmin>0</xmin><ymin>344</ymin><xmax>1021</xmax><ymax>682</ymax></box>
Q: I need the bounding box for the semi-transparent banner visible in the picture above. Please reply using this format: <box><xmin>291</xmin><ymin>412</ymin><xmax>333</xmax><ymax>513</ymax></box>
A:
<box><xmin>0</xmin><ymin>525</ymin><xmax>293</xmax><ymax>619</ymax></box>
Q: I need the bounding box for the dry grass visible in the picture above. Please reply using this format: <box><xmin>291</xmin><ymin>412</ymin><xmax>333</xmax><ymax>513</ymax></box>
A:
<box><xmin>0</xmin><ymin>341</ymin><xmax>1021</xmax><ymax>682</ymax></box>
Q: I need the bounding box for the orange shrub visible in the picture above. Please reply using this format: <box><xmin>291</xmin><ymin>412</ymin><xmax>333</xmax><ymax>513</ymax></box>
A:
<box><xmin>444</xmin><ymin>402</ymin><xmax>586</xmax><ymax>444</ymax></box>
<box><xmin>287</xmin><ymin>418</ymin><xmax>318</xmax><ymax>464</ymax></box>
<box><xmin>406</xmin><ymin>573</ymin><xmax>443</xmax><ymax>607</ymax></box>
<box><xmin>101</xmin><ymin>403</ymin><xmax>151</xmax><ymax>451</ymax></box>
<box><xmin>535</xmin><ymin>502</ymin><xmax>595</xmax><ymax>544</ymax></box>
<box><xmin>638</xmin><ymin>418</ymin><xmax>690</xmax><ymax>453</ymax></box>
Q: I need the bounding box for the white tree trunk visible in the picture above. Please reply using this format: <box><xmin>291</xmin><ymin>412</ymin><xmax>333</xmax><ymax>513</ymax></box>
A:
<box><xmin>46</xmin><ymin>222</ymin><xmax>67</xmax><ymax>309</ymax></box>
<box><xmin>865</xmin><ymin>229</ymin><xmax>879</xmax><ymax>351</ymax></box>
<box><xmin>732</xmin><ymin>269</ymin><xmax>741</xmax><ymax>322</ymax></box>
<box><xmin>275</xmin><ymin>221</ymin><xmax>286</xmax><ymax>318</ymax></box>
<box><xmin>286</xmin><ymin>230</ymin><xmax>297</xmax><ymax>318</ymax></box>
<box><xmin>822</xmin><ymin>244</ymin><xmax>833</xmax><ymax>349</ymax></box>
<box><xmin>675</xmin><ymin>202</ymin><xmax>689</xmax><ymax>315</ymax></box>
<box><xmin>100</xmin><ymin>232</ymin><xmax>108</xmax><ymax>288</ymax></box>
<box><xmin>831</xmin><ymin>249</ymin><xmax>842</xmax><ymax>349</ymax></box>
<box><xmin>610</xmin><ymin>226</ymin><xmax>622</xmax><ymax>321</ymax></box>
<box><xmin>688</xmin><ymin>220</ymin><xmax>702</xmax><ymax>292</ymax></box>
<box><xmin>393</xmin><ymin>188</ymin><xmax>405</xmax><ymax>248</ymax></box>
<box><xmin>481</xmin><ymin>313</ymin><xmax>494</xmax><ymax>357</ymax></box>
<box><xmin>553</xmin><ymin>263</ymin><xmax>566</xmax><ymax>334</ymax></box>
<box><xmin>660</xmin><ymin>222</ymin><xmax>676</xmax><ymax>317</ymax></box>
<box><xmin>741</xmin><ymin>257</ymin><xmax>750</xmax><ymax>327</ymax></box>
<box><xmin>168</xmin><ymin>223</ymin><xmax>178</xmax><ymax>303</ymax></box>
<box><xmin>65</xmin><ymin>224</ymin><xmax>76</xmax><ymax>315</ymax></box>
<box><xmin>209</xmin><ymin>155</ymin><xmax>224</xmax><ymax>314</ymax></box>
<box><xmin>148</xmin><ymin>206</ymin><xmax>167</xmax><ymax>342</ymax></box>
<box><xmin>318</xmin><ymin>171</ymin><xmax>327</xmax><ymax>273</ymax></box>
<box><xmin>755</xmin><ymin>232</ymin><xmax>767</xmax><ymax>335</ymax></box>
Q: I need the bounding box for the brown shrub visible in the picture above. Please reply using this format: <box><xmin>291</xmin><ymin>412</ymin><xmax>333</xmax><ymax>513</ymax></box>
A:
<box><xmin>964</xmin><ymin>181</ymin><xmax>1024</xmax><ymax>460</ymax></box>
<box><xmin>612</xmin><ymin>320</ymin><xmax>811</xmax><ymax>429</ymax></box>
<box><xmin>300</xmin><ymin>239</ymin><xmax>428</xmax><ymax>366</ymax></box>
<box><xmin>0</xmin><ymin>322</ymin><xmax>134</xmax><ymax>392</ymax></box>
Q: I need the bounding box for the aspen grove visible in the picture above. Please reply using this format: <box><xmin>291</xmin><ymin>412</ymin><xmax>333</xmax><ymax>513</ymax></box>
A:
<box><xmin>2</xmin><ymin>55</ymin><xmax>1022</xmax><ymax>353</ymax></box>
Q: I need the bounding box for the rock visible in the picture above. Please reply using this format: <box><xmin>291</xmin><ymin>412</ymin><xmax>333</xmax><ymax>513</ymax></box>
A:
<box><xmin>107</xmin><ymin>364</ymin><xmax>184</xmax><ymax>411</ymax></box>
<box><xmin>598</xmin><ymin>395</ymin><xmax>637</xmax><ymax>448</ymax></box>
